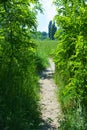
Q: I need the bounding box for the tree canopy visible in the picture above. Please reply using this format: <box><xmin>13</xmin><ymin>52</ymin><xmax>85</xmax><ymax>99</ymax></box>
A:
<box><xmin>0</xmin><ymin>0</ymin><xmax>42</xmax><ymax>129</ymax></box>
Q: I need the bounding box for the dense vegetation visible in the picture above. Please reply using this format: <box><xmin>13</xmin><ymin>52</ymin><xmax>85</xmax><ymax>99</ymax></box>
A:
<box><xmin>32</xmin><ymin>31</ymin><xmax>48</xmax><ymax>40</ymax></box>
<box><xmin>54</xmin><ymin>0</ymin><xmax>87</xmax><ymax>129</ymax></box>
<box><xmin>1</xmin><ymin>0</ymin><xmax>87</xmax><ymax>129</ymax></box>
<box><xmin>0</xmin><ymin>0</ymin><xmax>42</xmax><ymax>129</ymax></box>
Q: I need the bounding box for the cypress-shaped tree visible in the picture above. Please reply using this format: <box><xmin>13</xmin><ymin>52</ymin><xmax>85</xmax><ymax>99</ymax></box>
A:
<box><xmin>48</xmin><ymin>20</ymin><xmax>57</xmax><ymax>40</ymax></box>
<box><xmin>51</xmin><ymin>22</ymin><xmax>57</xmax><ymax>40</ymax></box>
<box><xmin>48</xmin><ymin>20</ymin><xmax>52</xmax><ymax>39</ymax></box>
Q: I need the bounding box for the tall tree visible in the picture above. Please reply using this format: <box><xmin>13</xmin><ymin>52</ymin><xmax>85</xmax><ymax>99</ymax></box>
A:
<box><xmin>48</xmin><ymin>20</ymin><xmax>52</xmax><ymax>39</ymax></box>
<box><xmin>0</xmin><ymin>0</ymin><xmax>42</xmax><ymax>129</ymax></box>
<box><xmin>48</xmin><ymin>20</ymin><xmax>57</xmax><ymax>40</ymax></box>
<box><xmin>51</xmin><ymin>22</ymin><xmax>57</xmax><ymax>40</ymax></box>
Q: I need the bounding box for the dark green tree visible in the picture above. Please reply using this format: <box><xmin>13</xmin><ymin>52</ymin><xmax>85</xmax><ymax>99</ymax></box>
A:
<box><xmin>41</xmin><ymin>31</ymin><xmax>47</xmax><ymax>39</ymax></box>
<box><xmin>48</xmin><ymin>20</ymin><xmax>57</xmax><ymax>40</ymax></box>
<box><xmin>48</xmin><ymin>20</ymin><xmax>52</xmax><ymax>39</ymax></box>
<box><xmin>32</xmin><ymin>31</ymin><xmax>47</xmax><ymax>39</ymax></box>
<box><xmin>51</xmin><ymin>22</ymin><xmax>57</xmax><ymax>40</ymax></box>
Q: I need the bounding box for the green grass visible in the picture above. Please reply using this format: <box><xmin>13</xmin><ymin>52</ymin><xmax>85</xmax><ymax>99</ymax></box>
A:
<box><xmin>35</xmin><ymin>39</ymin><xmax>58</xmax><ymax>72</ymax></box>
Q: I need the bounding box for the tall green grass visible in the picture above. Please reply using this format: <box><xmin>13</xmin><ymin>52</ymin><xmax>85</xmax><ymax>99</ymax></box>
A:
<box><xmin>35</xmin><ymin>39</ymin><xmax>58</xmax><ymax>72</ymax></box>
<box><xmin>0</xmin><ymin>40</ymin><xmax>41</xmax><ymax>129</ymax></box>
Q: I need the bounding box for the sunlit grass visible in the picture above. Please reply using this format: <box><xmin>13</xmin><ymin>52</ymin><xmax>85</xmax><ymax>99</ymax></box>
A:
<box><xmin>35</xmin><ymin>39</ymin><xmax>58</xmax><ymax>71</ymax></box>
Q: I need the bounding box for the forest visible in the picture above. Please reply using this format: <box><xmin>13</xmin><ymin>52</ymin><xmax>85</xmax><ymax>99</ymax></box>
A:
<box><xmin>0</xmin><ymin>0</ymin><xmax>87</xmax><ymax>130</ymax></box>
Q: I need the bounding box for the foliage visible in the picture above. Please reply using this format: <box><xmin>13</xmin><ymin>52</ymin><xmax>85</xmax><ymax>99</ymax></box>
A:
<box><xmin>48</xmin><ymin>20</ymin><xmax>52</xmax><ymax>39</ymax></box>
<box><xmin>0</xmin><ymin>0</ymin><xmax>42</xmax><ymax>129</ymax></box>
<box><xmin>33</xmin><ymin>31</ymin><xmax>48</xmax><ymax>40</ymax></box>
<box><xmin>51</xmin><ymin>22</ymin><xmax>57</xmax><ymax>40</ymax></box>
<box><xmin>54</xmin><ymin>0</ymin><xmax>87</xmax><ymax>129</ymax></box>
<box><xmin>40</xmin><ymin>31</ymin><xmax>48</xmax><ymax>39</ymax></box>
<box><xmin>48</xmin><ymin>20</ymin><xmax>57</xmax><ymax>40</ymax></box>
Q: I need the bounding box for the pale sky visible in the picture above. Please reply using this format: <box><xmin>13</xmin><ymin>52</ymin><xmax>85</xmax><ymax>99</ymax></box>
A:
<box><xmin>37</xmin><ymin>0</ymin><xmax>56</xmax><ymax>33</ymax></box>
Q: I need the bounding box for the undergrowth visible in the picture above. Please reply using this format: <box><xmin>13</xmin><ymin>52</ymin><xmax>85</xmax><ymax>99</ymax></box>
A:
<box><xmin>0</xmin><ymin>1</ymin><xmax>42</xmax><ymax>129</ymax></box>
<box><xmin>54</xmin><ymin>0</ymin><xmax>87</xmax><ymax>129</ymax></box>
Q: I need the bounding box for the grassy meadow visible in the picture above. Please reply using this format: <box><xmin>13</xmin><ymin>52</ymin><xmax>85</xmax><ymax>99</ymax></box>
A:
<box><xmin>35</xmin><ymin>39</ymin><xmax>58</xmax><ymax>72</ymax></box>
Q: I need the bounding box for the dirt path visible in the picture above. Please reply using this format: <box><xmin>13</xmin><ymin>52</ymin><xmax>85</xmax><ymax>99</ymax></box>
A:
<box><xmin>39</xmin><ymin>58</ymin><xmax>62</xmax><ymax>130</ymax></box>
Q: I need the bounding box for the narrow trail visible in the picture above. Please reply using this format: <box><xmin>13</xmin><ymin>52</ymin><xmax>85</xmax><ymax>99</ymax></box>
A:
<box><xmin>39</xmin><ymin>58</ymin><xmax>62</xmax><ymax>130</ymax></box>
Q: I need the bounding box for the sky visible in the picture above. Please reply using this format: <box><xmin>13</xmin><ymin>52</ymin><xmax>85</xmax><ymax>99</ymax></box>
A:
<box><xmin>37</xmin><ymin>0</ymin><xmax>56</xmax><ymax>33</ymax></box>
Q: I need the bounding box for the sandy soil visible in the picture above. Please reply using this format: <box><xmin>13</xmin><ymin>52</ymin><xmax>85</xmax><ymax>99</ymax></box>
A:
<box><xmin>39</xmin><ymin>58</ymin><xmax>62</xmax><ymax>130</ymax></box>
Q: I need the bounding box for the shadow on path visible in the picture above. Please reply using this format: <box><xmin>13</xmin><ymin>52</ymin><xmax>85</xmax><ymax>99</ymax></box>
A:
<box><xmin>39</xmin><ymin>118</ymin><xmax>58</xmax><ymax>130</ymax></box>
<box><xmin>39</xmin><ymin>69</ymin><xmax>54</xmax><ymax>80</ymax></box>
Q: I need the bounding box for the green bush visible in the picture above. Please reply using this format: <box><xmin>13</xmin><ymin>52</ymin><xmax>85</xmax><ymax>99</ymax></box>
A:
<box><xmin>0</xmin><ymin>1</ymin><xmax>41</xmax><ymax>129</ymax></box>
<box><xmin>54</xmin><ymin>0</ymin><xmax>87</xmax><ymax>129</ymax></box>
